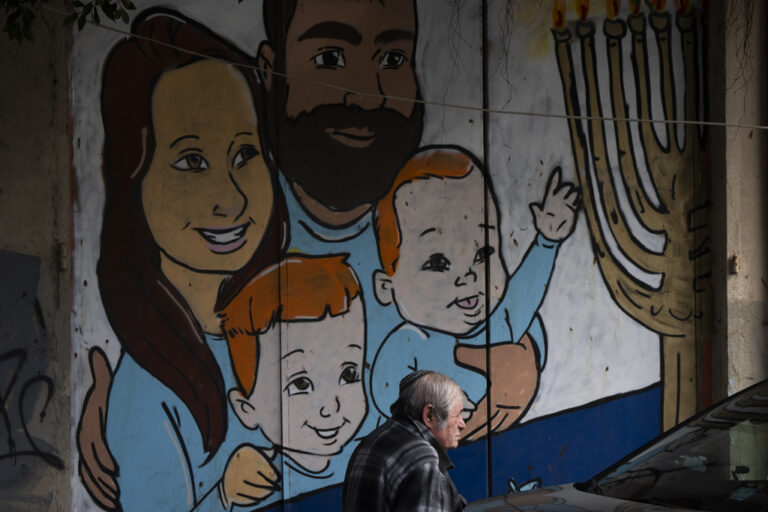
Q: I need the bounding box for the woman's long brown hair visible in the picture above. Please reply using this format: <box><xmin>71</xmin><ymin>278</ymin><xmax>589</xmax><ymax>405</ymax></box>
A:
<box><xmin>98</xmin><ymin>7</ymin><xmax>286</xmax><ymax>457</ymax></box>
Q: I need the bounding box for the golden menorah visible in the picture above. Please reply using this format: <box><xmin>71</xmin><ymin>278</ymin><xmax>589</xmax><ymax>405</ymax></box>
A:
<box><xmin>551</xmin><ymin>0</ymin><xmax>710</xmax><ymax>430</ymax></box>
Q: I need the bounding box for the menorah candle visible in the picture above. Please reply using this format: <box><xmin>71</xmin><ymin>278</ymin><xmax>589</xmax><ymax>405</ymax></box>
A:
<box><xmin>649</xmin><ymin>8</ymin><xmax>675</xmax><ymax>143</ymax></box>
<box><xmin>604</xmin><ymin>13</ymin><xmax>632</xmax><ymax>167</ymax></box>
<box><xmin>676</xmin><ymin>9</ymin><xmax>696</xmax><ymax>63</ymax></box>
<box><xmin>551</xmin><ymin>7</ymin><xmax>589</xmax><ymax>178</ymax></box>
<box><xmin>577</xmin><ymin>19</ymin><xmax>598</xmax><ymax>103</ymax></box>
<box><xmin>577</xmin><ymin>17</ymin><xmax>611</xmax><ymax>173</ymax></box>
<box><xmin>551</xmin><ymin>1</ymin><xmax>577</xmax><ymax>119</ymax></box>
<box><xmin>649</xmin><ymin>9</ymin><xmax>672</xmax><ymax>64</ymax></box>
<box><xmin>604</xmin><ymin>14</ymin><xmax>627</xmax><ymax>73</ymax></box>
<box><xmin>628</xmin><ymin>12</ymin><xmax>652</xmax><ymax>122</ymax></box>
<box><xmin>552</xmin><ymin>26</ymin><xmax>573</xmax><ymax>86</ymax></box>
<box><xmin>551</xmin><ymin>0</ymin><xmax>572</xmax><ymax>90</ymax></box>
<box><xmin>676</xmin><ymin>9</ymin><xmax>698</xmax><ymax>141</ymax></box>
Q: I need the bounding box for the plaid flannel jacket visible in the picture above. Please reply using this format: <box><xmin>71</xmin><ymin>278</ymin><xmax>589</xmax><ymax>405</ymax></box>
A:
<box><xmin>343</xmin><ymin>413</ymin><xmax>466</xmax><ymax>512</ymax></box>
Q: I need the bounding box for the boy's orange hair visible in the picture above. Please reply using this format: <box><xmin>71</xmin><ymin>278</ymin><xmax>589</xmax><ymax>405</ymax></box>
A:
<box><xmin>375</xmin><ymin>147</ymin><xmax>475</xmax><ymax>276</ymax></box>
<box><xmin>219</xmin><ymin>254</ymin><xmax>361</xmax><ymax>396</ymax></box>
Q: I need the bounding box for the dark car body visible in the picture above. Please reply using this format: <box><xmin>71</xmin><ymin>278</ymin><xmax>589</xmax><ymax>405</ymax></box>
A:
<box><xmin>467</xmin><ymin>380</ymin><xmax>768</xmax><ymax>512</ymax></box>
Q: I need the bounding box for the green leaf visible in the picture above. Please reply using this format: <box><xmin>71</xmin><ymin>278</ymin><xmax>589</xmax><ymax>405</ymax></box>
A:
<box><xmin>77</xmin><ymin>13</ymin><xmax>85</xmax><ymax>30</ymax></box>
<box><xmin>63</xmin><ymin>13</ymin><xmax>77</xmax><ymax>25</ymax></box>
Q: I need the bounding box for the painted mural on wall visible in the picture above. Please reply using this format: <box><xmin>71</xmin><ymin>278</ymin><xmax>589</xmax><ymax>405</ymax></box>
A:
<box><xmin>71</xmin><ymin>0</ymin><xmax>707</xmax><ymax>510</ymax></box>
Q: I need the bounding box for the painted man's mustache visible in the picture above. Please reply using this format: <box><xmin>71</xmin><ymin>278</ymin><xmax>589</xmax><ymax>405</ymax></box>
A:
<box><xmin>274</xmin><ymin>101</ymin><xmax>424</xmax><ymax>212</ymax></box>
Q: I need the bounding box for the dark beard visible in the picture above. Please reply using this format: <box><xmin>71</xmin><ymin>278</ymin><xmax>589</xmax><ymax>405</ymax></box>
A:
<box><xmin>267</xmin><ymin>98</ymin><xmax>424</xmax><ymax>213</ymax></box>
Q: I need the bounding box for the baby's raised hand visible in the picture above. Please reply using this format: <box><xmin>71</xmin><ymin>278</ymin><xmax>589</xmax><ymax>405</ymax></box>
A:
<box><xmin>220</xmin><ymin>444</ymin><xmax>280</xmax><ymax>508</ymax></box>
<box><xmin>529</xmin><ymin>166</ymin><xmax>580</xmax><ymax>242</ymax></box>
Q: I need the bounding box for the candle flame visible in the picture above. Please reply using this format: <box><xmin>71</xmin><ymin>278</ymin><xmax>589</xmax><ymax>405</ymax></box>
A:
<box><xmin>552</xmin><ymin>0</ymin><xmax>566</xmax><ymax>28</ymax></box>
<box><xmin>606</xmin><ymin>0</ymin><xmax>621</xmax><ymax>18</ymax></box>
<box><xmin>628</xmin><ymin>0</ymin><xmax>641</xmax><ymax>14</ymax></box>
<box><xmin>577</xmin><ymin>0</ymin><xmax>590</xmax><ymax>20</ymax></box>
<box><xmin>673</xmin><ymin>0</ymin><xmax>690</xmax><ymax>13</ymax></box>
<box><xmin>650</xmin><ymin>0</ymin><xmax>666</xmax><ymax>12</ymax></box>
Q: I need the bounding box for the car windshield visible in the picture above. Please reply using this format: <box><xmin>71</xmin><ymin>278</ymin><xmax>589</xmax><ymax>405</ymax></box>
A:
<box><xmin>587</xmin><ymin>381</ymin><xmax>768</xmax><ymax>511</ymax></box>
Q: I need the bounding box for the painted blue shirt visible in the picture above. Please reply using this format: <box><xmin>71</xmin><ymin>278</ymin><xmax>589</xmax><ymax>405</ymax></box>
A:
<box><xmin>106</xmin><ymin>333</ymin><xmax>271</xmax><ymax>512</ymax></box>
<box><xmin>369</xmin><ymin>234</ymin><xmax>558</xmax><ymax>417</ymax></box>
<box><xmin>107</xmin><ymin>330</ymin><xmax>356</xmax><ymax>511</ymax></box>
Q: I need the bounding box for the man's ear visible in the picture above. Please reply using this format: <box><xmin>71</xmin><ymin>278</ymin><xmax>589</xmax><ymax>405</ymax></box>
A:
<box><xmin>373</xmin><ymin>270</ymin><xmax>394</xmax><ymax>306</ymax></box>
<box><xmin>256</xmin><ymin>41</ymin><xmax>276</xmax><ymax>91</ymax></box>
<box><xmin>421</xmin><ymin>403</ymin><xmax>436</xmax><ymax>429</ymax></box>
<box><xmin>228</xmin><ymin>388</ymin><xmax>259</xmax><ymax>430</ymax></box>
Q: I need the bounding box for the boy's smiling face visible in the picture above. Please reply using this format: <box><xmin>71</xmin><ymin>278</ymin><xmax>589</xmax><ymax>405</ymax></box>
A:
<box><xmin>234</xmin><ymin>298</ymin><xmax>366</xmax><ymax>465</ymax></box>
<box><xmin>387</xmin><ymin>168</ymin><xmax>507</xmax><ymax>335</ymax></box>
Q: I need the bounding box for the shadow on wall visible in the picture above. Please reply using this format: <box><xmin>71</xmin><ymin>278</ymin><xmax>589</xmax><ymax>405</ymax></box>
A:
<box><xmin>0</xmin><ymin>249</ymin><xmax>63</xmax><ymax>511</ymax></box>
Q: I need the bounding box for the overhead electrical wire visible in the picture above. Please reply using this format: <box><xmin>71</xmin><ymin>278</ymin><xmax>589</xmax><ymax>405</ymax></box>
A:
<box><xmin>40</xmin><ymin>2</ymin><xmax>768</xmax><ymax>132</ymax></box>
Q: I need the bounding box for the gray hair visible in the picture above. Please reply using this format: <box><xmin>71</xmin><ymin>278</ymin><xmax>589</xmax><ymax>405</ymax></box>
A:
<box><xmin>391</xmin><ymin>371</ymin><xmax>462</xmax><ymax>427</ymax></box>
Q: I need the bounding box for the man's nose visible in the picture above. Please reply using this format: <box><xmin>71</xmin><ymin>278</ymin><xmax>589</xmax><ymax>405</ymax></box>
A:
<box><xmin>343</xmin><ymin>72</ymin><xmax>385</xmax><ymax>110</ymax></box>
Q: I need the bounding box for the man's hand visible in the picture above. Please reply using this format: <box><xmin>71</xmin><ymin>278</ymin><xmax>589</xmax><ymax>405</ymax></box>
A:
<box><xmin>77</xmin><ymin>347</ymin><xmax>120</xmax><ymax>511</ymax></box>
<box><xmin>529</xmin><ymin>166</ymin><xmax>580</xmax><ymax>242</ymax></box>
<box><xmin>220</xmin><ymin>444</ymin><xmax>280</xmax><ymax>508</ymax></box>
<box><xmin>454</xmin><ymin>335</ymin><xmax>540</xmax><ymax>442</ymax></box>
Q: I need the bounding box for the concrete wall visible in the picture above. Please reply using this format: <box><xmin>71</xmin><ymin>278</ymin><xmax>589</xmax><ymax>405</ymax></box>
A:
<box><xmin>709</xmin><ymin>0</ymin><xmax>768</xmax><ymax>403</ymax></box>
<box><xmin>0</xmin><ymin>2</ymin><xmax>72</xmax><ymax>510</ymax></box>
<box><xmin>0</xmin><ymin>0</ymin><xmax>766</xmax><ymax>511</ymax></box>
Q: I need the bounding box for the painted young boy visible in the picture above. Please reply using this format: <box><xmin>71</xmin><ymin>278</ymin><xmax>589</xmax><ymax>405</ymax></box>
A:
<box><xmin>216</xmin><ymin>254</ymin><xmax>367</xmax><ymax>508</ymax></box>
<box><xmin>370</xmin><ymin>146</ymin><xmax>579</xmax><ymax>439</ymax></box>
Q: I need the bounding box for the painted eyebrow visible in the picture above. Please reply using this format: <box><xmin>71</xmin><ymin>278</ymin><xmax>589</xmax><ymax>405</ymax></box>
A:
<box><xmin>375</xmin><ymin>29</ymin><xmax>414</xmax><ymax>45</ymax></box>
<box><xmin>479</xmin><ymin>223</ymin><xmax>496</xmax><ymax>230</ymax></box>
<box><xmin>298</xmin><ymin>21</ymin><xmax>361</xmax><ymax>45</ymax></box>
<box><xmin>347</xmin><ymin>344</ymin><xmax>362</xmax><ymax>350</ymax></box>
<box><xmin>420</xmin><ymin>227</ymin><xmax>437</xmax><ymax>237</ymax></box>
<box><xmin>285</xmin><ymin>369</ymin><xmax>308</xmax><ymax>382</ymax></box>
<box><xmin>227</xmin><ymin>132</ymin><xmax>257</xmax><ymax>154</ymax></box>
<box><xmin>170</xmin><ymin>134</ymin><xmax>199</xmax><ymax>148</ymax></box>
<box><xmin>281</xmin><ymin>348</ymin><xmax>304</xmax><ymax>360</ymax></box>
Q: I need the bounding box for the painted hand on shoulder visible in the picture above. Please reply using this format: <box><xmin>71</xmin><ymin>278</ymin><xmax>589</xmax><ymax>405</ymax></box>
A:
<box><xmin>77</xmin><ymin>347</ymin><xmax>120</xmax><ymax>511</ymax></box>
<box><xmin>529</xmin><ymin>166</ymin><xmax>581</xmax><ymax>242</ymax></box>
<box><xmin>220</xmin><ymin>444</ymin><xmax>281</xmax><ymax>508</ymax></box>
<box><xmin>454</xmin><ymin>335</ymin><xmax>540</xmax><ymax>442</ymax></box>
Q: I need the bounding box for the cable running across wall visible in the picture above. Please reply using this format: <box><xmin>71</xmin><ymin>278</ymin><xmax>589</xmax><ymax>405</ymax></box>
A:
<box><xmin>41</xmin><ymin>2</ymin><xmax>768</xmax><ymax>132</ymax></box>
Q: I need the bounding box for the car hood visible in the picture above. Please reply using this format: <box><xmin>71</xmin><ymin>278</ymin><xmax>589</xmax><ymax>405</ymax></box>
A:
<box><xmin>465</xmin><ymin>483</ymin><xmax>697</xmax><ymax>512</ymax></box>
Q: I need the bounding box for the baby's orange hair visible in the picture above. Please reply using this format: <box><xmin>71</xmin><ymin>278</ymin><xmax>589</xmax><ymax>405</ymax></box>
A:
<box><xmin>219</xmin><ymin>254</ymin><xmax>361</xmax><ymax>396</ymax></box>
<box><xmin>374</xmin><ymin>147</ymin><xmax>475</xmax><ymax>276</ymax></box>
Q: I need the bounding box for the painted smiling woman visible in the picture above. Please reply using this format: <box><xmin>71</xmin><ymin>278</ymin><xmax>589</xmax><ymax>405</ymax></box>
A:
<box><xmin>96</xmin><ymin>9</ymin><xmax>286</xmax><ymax>511</ymax></box>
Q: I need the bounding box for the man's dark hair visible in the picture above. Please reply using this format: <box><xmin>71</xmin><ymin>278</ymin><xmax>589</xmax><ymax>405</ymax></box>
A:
<box><xmin>262</xmin><ymin>0</ymin><xmax>298</xmax><ymax>73</ymax></box>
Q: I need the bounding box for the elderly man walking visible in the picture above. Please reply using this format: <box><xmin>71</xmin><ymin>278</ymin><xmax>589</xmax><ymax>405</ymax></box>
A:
<box><xmin>343</xmin><ymin>370</ymin><xmax>467</xmax><ymax>512</ymax></box>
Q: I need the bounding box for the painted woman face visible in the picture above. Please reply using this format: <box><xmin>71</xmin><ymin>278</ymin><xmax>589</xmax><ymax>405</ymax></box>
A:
<box><xmin>141</xmin><ymin>60</ymin><xmax>274</xmax><ymax>274</ymax></box>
